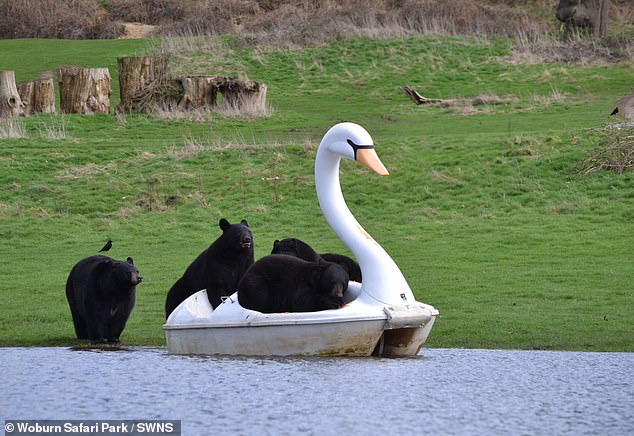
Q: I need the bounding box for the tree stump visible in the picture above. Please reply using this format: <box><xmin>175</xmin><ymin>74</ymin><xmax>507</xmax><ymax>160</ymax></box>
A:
<box><xmin>117</xmin><ymin>55</ymin><xmax>170</xmax><ymax>113</ymax></box>
<box><xmin>216</xmin><ymin>76</ymin><xmax>268</xmax><ymax>113</ymax></box>
<box><xmin>0</xmin><ymin>71</ymin><xmax>25</xmax><ymax>117</ymax></box>
<box><xmin>610</xmin><ymin>93</ymin><xmax>634</xmax><ymax>120</ymax></box>
<box><xmin>17</xmin><ymin>78</ymin><xmax>56</xmax><ymax>115</ymax></box>
<box><xmin>177</xmin><ymin>76</ymin><xmax>218</xmax><ymax>110</ymax></box>
<box><xmin>59</xmin><ymin>66</ymin><xmax>111</xmax><ymax>114</ymax></box>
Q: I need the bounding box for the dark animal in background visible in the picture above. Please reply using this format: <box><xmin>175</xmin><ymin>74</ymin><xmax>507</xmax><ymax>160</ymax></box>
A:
<box><xmin>555</xmin><ymin>0</ymin><xmax>609</xmax><ymax>38</ymax></box>
<box><xmin>271</xmin><ymin>237</ymin><xmax>362</xmax><ymax>282</ymax></box>
<box><xmin>165</xmin><ymin>218</ymin><xmax>254</xmax><ymax>318</ymax></box>
<box><xmin>238</xmin><ymin>254</ymin><xmax>349</xmax><ymax>313</ymax></box>
<box><xmin>99</xmin><ymin>240</ymin><xmax>112</xmax><ymax>253</ymax></box>
<box><xmin>66</xmin><ymin>255</ymin><xmax>142</xmax><ymax>344</ymax></box>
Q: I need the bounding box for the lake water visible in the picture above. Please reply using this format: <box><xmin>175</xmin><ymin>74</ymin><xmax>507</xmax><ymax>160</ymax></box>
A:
<box><xmin>1</xmin><ymin>347</ymin><xmax>632</xmax><ymax>435</ymax></box>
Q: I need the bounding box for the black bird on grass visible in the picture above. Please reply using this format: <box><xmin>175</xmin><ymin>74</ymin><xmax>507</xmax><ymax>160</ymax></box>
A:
<box><xmin>99</xmin><ymin>240</ymin><xmax>113</xmax><ymax>253</ymax></box>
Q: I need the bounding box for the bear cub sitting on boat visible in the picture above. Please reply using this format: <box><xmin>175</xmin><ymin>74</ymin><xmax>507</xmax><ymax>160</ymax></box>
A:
<box><xmin>237</xmin><ymin>254</ymin><xmax>349</xmax><ymax>313</ymax></box>
<box><xmin>66</xmin><ymin>255</ymin><xmax>142</xmax><ymax>344</ymax></box>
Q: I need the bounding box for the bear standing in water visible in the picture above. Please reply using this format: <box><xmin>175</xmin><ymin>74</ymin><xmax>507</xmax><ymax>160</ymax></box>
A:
<box><xmin>165</xmin><ymin>218</ymin><xmax>254</xmax><ymax>318</ymax></box>
<box><xmin>66</xmin><ymin>255</ymin><xmax>142</xmax><ymax>344</ymax></box>
<box><xmin>237</xmin><ymin>254</ymin><xmax>349</xmax><ymax>313</ymax></box>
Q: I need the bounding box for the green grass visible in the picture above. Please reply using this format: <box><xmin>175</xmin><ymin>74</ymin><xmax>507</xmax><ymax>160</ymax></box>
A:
<box><xmin>0</xmin><ymin>35</ymin><xmax>632</xmax><ymax>350</ymax></box>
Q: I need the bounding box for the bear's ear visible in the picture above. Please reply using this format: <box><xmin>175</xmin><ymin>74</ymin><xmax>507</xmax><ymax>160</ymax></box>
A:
<box><xmin>240</xmin><ymin>219</ymin><xmax>249</xmax><ymax>227</ymax></box>
<box><xmin>127</xmin><ymin>257</ymin><xmax>134</xmax><ymax>265</ymax></box>
<box><xmin>272</xmin><ymin>240</ymin><xmax>280</xmax><ymax>251</ymax></box>
<box><xmin>219</xmin><ymin>218</ymin><xmax>231</xmax><ymax>231</ymax></box>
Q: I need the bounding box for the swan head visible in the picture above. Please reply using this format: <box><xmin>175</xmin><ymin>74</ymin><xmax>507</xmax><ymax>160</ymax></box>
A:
<box><xmin>319</xmin><ymin>122</ymin><xmax>389</xmax><ymax>176</ymax></box>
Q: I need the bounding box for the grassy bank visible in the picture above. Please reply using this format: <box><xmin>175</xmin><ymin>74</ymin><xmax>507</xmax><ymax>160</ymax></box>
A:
<box><xmin>0</xmin><ymin>35</ymin><xmax>632</xmax><ymax>350</ymax></box>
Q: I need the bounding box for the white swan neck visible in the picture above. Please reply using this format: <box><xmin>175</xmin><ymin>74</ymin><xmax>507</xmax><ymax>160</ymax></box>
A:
<box><xmin>315</xmin><ymin>147</ymin><xmax>415</xmax><ymax>305</ymax></box>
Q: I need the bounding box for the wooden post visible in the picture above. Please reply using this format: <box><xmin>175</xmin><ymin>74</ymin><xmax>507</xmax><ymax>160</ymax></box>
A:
<box><xmin>17</xmin><ymin>78</ymin><xmax>56</xmax><ymax>115</ymax></box>
<box><xmin>117</xmin><ymin>55</ymin><xmax>170</xmax><ymax>113</ymax></box>
<box><xmin>595</xmin><ymin>0</ymin><xmax>609</xmax><ymax>38</ymax></box>
<box><xmin>0</xmin><ymin>71</ymin><xmax>25</xmax><ymax>117</ymax></box>
<box><xmin>177</xmin><ymin>76</ymin><xmax>218</xmax><ymax>110</ymax></box>
<box><xmin>216</xmin><ymin>76</ymin><xmax>267</xmax><ymax>113</ymax></box>
<box><xmin>59</xmin><ymin>66</ymin><xmax>111</xmax><ymax>114</ymax></box>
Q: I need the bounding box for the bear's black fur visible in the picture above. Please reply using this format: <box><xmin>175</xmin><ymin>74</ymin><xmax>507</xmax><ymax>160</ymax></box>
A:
<box><xmin>271</xmin><ymin>238</ymin><xmax>320</xmax><ymax>261</ymax></box>
<box><xmin>237</xmin><ymin>254</ymin><xmax>349</xmax><ymax>313</ymax></box>
<box><xmin>320</xmin><ymin>253</ymin><xmax>362</xmax><ymax>283</ymax></box>
<box><xmin>66</xmin><ymin>255</ymin><xmax>142</xmax><ymax>344</ymax></box>
<box><xmin>165</xmin><ymin>218</ymin><xmax>254</xmax><ymax>318</ymax></box>
<box><xmin>271</xmin><ymin>237</ymin><xmax>362</xmax><ymax>282</ymax></box>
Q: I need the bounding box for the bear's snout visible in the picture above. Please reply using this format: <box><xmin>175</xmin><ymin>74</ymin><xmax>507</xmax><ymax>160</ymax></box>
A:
<box><xmin>240</xmin><ymin>235</ymin><xmax>253</xmax><ymax>248</ymax></box>
<box><xmin>331</xmin><ymin>283</ymin><xmax>345</xmax><ymax>298</ymax></box>
<box><xmin>132</xmin><ymin>273</ymin><xmax>143</xmax><ymax>285</ymax></box>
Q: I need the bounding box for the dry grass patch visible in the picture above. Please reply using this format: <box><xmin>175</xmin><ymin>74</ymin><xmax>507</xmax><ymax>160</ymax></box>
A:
<box><xmin>167</xmin><ymin>135</ymin><xmax>284</xmax><ymax>161</ymax></box>
<box><xmin>56</xmin><ymin>163</ymin><xmax>114</xmax><ymax>180</ymax></box>
<box><xmin>409</xmin><ymin>92</ymin><xmax>522</xmax><ymax>115</ymax></box>
<box><xmin>136</xmin><ymin>151</ymin><xmax>157</xmax><ymax>160</ymax></box>
<box><xmin>216</xmin><ymin>97</ymin><xmax>274</xmax><ymax>120</ymax></box>
<box><xmin>152</xmin><ymin>103</ymin><xmax>216</xmax><ymax>122</ymax></box>
<box><xmin>37</xmin><ymin>115</ymin><xmax>69</xmax><ymax>140</ymax></box>
<box><xmin>505</xmin><ymin>136</ymin><xmax>542</xmax><ymax>160</ymax></box>
<box><xmin>0</xmin><ymin>0</ymin><xmax>122</xmax><ymax>39</ymax></box>
<box><xmin>0</xmin><ymin>118</ymin><xmax>27</xmax><ymax>139</ymax></box>
<box><xmin>579</xmin><ymin>126</ymin><xmax>634</xmax><ymax>174</ymax></box>
<box><xmin>117</xmin><ymin>205</ymin><xmax>142</xmax><ymax>220</ymax></box>
<box><xmin>510</xmin><ymin>33</ymin><xmax>634</xmax><ymax>65</ymax></box>
<box><xmin>186</xmin><ymin>191</ymin><xmax>209</xmax><ymax>208</ymax></box>
<box><xmin>154</xmin><ymin>31</ymin><xmax>244</xmax><ymax>76</ymax></box>
<box><xmin>166</xmin><ymin>141</ymin><xmax>214</xmax><ymax>160</ymax></box>
<box><xmin>0</xmin><ymin>202</ymin><xmax>11</xmax><ymax>217</ymax></box>
<box><xmin>431</xmin><ymin>169</ymin><xmax>464</xmax><ymax>186</ymax></box>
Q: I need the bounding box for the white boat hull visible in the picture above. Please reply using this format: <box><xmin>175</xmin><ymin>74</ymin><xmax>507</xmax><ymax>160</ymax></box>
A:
<box><xmin>163</xmin><ymin>286</ymin><xmax>438</xmax><ymax>357</ymax></box>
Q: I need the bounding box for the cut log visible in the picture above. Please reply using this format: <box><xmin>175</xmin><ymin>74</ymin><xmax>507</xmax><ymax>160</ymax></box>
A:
<box><xmin>17</xmin><ymin>78</ymin><xmax>56</xmax><ymax>115</ymax></box>
<box><xmin>216</xmin><ymin>76</ymin><xmax>268</xmax><ymax>112</ymax></box>
<box><xmin>117</xmin><ymin>55</ymin><xmax>170</xmax><ymax>113</ymax></box>
<box><xmin>402</xmin><ymin>86</ymin><xmax>443</xmax><ymax>105</ymax></box>
<box><xmin>0</xmin><ymin>71</ymin><xmax>25</xmax><ymax>117</ymax></box>
<box><xmin>177</xmin><ymin>76</ymin><xmax>218</xmax><ymax>110</ymax></box>
<box><xmin>59</xmin><ymin>66</ymin><xmax>111</xmax><ymax>114</ymax></box>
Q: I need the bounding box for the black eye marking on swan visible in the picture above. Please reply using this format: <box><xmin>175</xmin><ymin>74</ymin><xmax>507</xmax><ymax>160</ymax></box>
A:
<box><xmin>347</xmin><ymin>139</ymin><xmax>374</xmax><ymax>160</ymax></box>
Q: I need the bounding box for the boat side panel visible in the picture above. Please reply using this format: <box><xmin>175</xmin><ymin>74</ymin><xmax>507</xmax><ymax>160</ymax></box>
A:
<box><xmin>165</xmin><ymin>320</ymin><xmax>386</xmax><ymax>357</ymax></box>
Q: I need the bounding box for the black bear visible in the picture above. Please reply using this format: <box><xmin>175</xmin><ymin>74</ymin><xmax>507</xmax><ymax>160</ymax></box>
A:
<box><xmin>66</xmin><ymin>255</ymin><xmax>142</xmax><ymax>344</ymax></box>
<box><xmin>165</xmin><ymin>218</ymin><xmax>254</xmax><ymax>318</ymax></box>
<box><xmin>237</xmin><ymin>254</ymin><xmax>349</xmax><ymax>313</ymax></box>
<box><xmin>271</xmin><ymin>237</ymin><xmax>362</xmax><ymax>282</ymax></box>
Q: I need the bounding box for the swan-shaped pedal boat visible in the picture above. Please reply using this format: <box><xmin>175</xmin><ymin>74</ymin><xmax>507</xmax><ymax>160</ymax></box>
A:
<box><xmin>163</xmin><ymin>122</ymin><xmax>439</xmax><ymax>357</ymax></box>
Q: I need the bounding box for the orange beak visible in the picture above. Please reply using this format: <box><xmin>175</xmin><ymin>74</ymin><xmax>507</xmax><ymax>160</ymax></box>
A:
<box><xmin>356</xmin><ymin>148</ymin><xmax>389</xmax><ymax>176</ymax></box>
